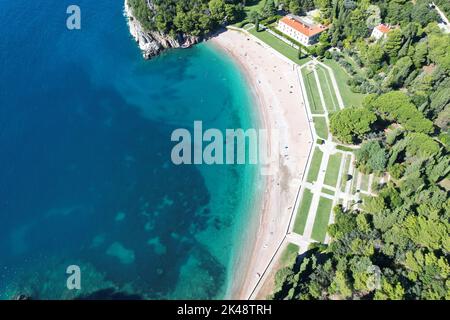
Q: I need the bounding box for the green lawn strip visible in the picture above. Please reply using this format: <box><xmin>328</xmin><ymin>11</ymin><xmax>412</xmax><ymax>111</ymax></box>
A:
<box><xmin>248</xmin><ymin>29</ymin><xmax>310</xmax><ymax>66</ymax></box>
<box><xmin>306</xmin><ymin>71</ymin><xmax>325</xmax><ymax>114</ymax></box>
<box><xmin>301</xmin><ymin>68</ymin><xmax>324</xmax><ymax>114</ymax></box>
<box><xmin>311</xmin><ymin>197</ymin><xmax>334</xmax><ymax>243</ymax></box>
<box><xmin>351</xmin><ymin>168</ymin><xmax>359</xmax><ymax>194</ymax></box>
<box><xmin>313</xmin><ymin>117</ymin><xmax>328</xmax><ymax>140</ymax></box>
<box><xmin>322</xmin><ymin>188</ymin><xmax>335</xmax><ymax>196</ymax></box>
<box><xmin>317</xmin><ymin>66</ymin><xmax>338</xmax><ymax>112</ymax></box>
<box><xmin>279</xmin><ymin>243</ymin><xmax>300</xmax><ymax>267</ymax></box>
<box><xmin>293</xmin><ymin>188</ymin><xmax>314</xmax><ymax>235</ymax></box>
<box><xmin>336</xmin><ymin>145</ymin><xmax>355</xmax><ymax>152</ymax></box>
<box><xmin>324</xmin><ymin>152</ymin><xmax>343</xmax><ymax>188</ymax></box>
<box><xmin>340</xmin><ymin>154</ymin><xmax>352</xmax><ymax>192</ymax></box>
<box><xmin>244</xmin><ymin>0</ymin><xmax>266</xmax><ymax>17</ymax></box>
<box><xmin>323</xmin><ymin>59</ymin><xmax>365</xmax><ymax>108</ymax></box>
<box><xmin>360</xmin><ymin>173</ymin><xmax>370</xmax><ymax>192</ymax></box>
<box><xmin>307</xmin><ymin>147</ymin><xmax>324</xmax><ymax>183</ymax></box>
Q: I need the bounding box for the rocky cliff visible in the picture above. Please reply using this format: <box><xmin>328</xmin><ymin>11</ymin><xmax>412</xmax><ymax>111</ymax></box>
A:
<box><xmin>124</xmin><ymin>0</ymin><xmax>200</xmax><ymax>59</ymax></box>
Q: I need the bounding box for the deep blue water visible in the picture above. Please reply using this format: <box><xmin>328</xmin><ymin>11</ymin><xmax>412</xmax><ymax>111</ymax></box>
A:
<box><xmin>0</xmin><ymin>0</ymin><xmax>259</xmax><ymax>299</ymax></box>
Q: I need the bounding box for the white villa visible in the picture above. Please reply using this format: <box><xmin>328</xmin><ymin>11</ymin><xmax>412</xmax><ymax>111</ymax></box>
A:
<box><xmin>371</xmin><ymin>24</ymin><xmax>391</xmax><ymax>40</ymax></box>
<box><xmin>277</xmin><ymin>14</ymin><xmax>328</xmax><ymax>46</ymax></box>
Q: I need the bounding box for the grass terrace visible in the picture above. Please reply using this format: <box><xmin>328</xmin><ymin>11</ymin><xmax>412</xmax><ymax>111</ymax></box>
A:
<box><xmin>360</xmin><ymin>174</ymin><xmax>370</xmax><ymax>193</ymax></box>
<box><xmin>317</xmin><ymin>66</ymin><xmax>339</xmax><ymax>112</ymax></box>
<box><xmin>293</xmin><ymin>188</ymin><xmax>314</xmax><ymax>235</ymax></box>
<box><xmin>243</xmin><ymin>0</ymin><xmax>266</xmax><ymax>18</ymax></box>
<box><xmin>311</xmin><ymin>197</ymin><xmax>333</xmax><ymax>242</ymax></box>
<box><xmin>301</xmin><ymin>68</ymin><xmax>324</xmax><ymax>114</ymax></box>
<box><xmin>351</xmin><ymin>169</ymin><xmax>359</xmax><ymax>194</ymax></box>
<box><xmin>322</xmin><ymin>188</ymin><xmax>335</xmax><ymax>196</ymax></box>
<box><xmin>313</xmin><ymin>117</ymin><xmax>328</xmax><ymax>140</ymax></box>
<box><xmin>324</xmin><ymin>152</ymin><xmax>343</xmax><ymax>188</ymax></box>
<box><xmin>279</xmin><ymin>243</ymin><xmax>300</xmax><ymax>266</ymax></box>
<box><xmin>340</xmin><ymin>154</ymin><xmax>352</xmax><ymax>192</ymax></box>
<box><xmin>307</xmin><ymin>147</ymin><xmax>324</xmax><ymax>183</ymax></box>
<box><xmin>323</xmin><ymin>59</ymin><xmax>365</xmax><ymax>108</ymax></box>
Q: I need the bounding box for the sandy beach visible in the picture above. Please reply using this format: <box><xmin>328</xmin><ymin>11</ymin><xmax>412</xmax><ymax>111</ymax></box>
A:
<box><xmin>210</xmin><ymin>29</ymin><xmax>313</xmax><ymax>299</ymax></box>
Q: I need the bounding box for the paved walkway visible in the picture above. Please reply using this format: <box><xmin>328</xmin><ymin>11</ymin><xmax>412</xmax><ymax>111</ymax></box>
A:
<box><xmin>286</xmin><ymin>233</ymin><xmax>311</xmax><ymax>252</ymax></box>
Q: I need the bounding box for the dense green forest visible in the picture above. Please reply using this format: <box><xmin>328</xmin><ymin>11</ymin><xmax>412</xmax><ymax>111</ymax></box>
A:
<box><xmin>128</xmin><ymin>0</ymin><xmax>246</xmax><ymax>36</ymax></box>
<box><xmin>273</xmin><ymin>0</ymin><xmax>450</xmax><ymax>300</ymax></box>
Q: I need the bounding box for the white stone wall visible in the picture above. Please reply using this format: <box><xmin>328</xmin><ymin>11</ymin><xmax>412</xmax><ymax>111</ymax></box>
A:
<box><xmin>371</xmin><ymin>28</ymin><xmax>384</xmax><ymax>40</ymax></box>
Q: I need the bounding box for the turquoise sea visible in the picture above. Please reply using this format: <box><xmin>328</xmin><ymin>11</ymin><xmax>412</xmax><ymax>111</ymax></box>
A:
<box><xmin>0</xmin><ymin>0</ymin><xmax>260</xmax><ymax>299</ymax></box>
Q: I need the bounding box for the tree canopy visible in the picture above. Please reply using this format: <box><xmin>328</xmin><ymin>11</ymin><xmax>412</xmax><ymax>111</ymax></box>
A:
<box><xmin>329</xmin><ymin>107</ymin><xmax>377</xmax><ymax>144</ymax></box>
<box><xmin>129</xmin><ymin>0</ymin><xmax>244</xmax><ymax>37</ymax></box>
<box><xmin>368</xmin><ymin>91</ymin><xmax>435</xmax><ymax>134</ymax></box>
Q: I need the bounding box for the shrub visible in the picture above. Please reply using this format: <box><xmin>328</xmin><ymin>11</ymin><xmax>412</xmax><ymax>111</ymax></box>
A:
<box><xmin>317</xmin><ymin>139</ymin><xmax>325</xmax><ymax>145</ymax></box>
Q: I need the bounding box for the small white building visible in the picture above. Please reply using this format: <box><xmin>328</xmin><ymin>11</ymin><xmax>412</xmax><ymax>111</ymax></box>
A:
<box><xmin>371</xmin><ymin>24</ymin><xmax>391</xmax><ymax>40</ymax></box>
<box><xmin>277</xmin><ymin>14</ymin><xmax>328</xmax><ymax>46</ymax></box>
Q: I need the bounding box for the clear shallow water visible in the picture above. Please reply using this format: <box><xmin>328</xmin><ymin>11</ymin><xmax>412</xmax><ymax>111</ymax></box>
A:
<box><xmin>0</xmin><ymin>0</ymin><xmax>259</xmax><ymax>299</ymax></box>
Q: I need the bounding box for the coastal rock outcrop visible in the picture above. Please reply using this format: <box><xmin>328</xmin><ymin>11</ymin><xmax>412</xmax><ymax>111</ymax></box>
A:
<box><xmin>124</xmin><ymin>0</ymin><xmax>200</xmax><ymax>59</ymax></box>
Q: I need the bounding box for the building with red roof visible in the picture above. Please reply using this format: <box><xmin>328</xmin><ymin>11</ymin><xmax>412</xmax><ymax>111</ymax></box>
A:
<box><xmin>371</xmin><ymin>24</ymin><xmax>391</xmax><ymax>40</ymax></box>
<box><xmin>277</xmin><ymin>14</ymin><xmax>328</xmax><ymax>46</ymax></box>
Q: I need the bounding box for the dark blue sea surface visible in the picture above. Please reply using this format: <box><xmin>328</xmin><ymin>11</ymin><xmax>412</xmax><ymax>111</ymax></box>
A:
<box><xmin>0</xmin><ymin>0</ymin><xmax>259</xmax><ymax>299</ymax></box>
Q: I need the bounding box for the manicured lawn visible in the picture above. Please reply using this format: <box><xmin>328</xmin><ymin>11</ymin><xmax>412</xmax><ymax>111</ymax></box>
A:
<box><xmin>293</xmin><ymin>188</ymin><xmax>313</xmax><ymax>235</ymax></box>
<box><xmin>279</xmin><ymin>243</ymin><xmax>300</xmax><ymax>266</ymax></box>
<box><xmin>313</xmin><ymin>117</ymin><xmax>328</xmax><ymax>140</ymax></box>
<box><xmin>322</xmin><ymin>188</ymin><xmax>335</xmax><ymax>196</ymax></box>
<box><xmin>360</xmin><ymin>173</ymin><xmax>370</xmax><ymax>192</ymax></box>
<box><xmin>311</xmin><ymin>197</ymin><xmax>333</xmax><ymax>243</ymax></box>
<box><xmin>351</xmin><ymin>169</ymin><xmax>359</xmax><ymax>194</ymax></box>
<box><xmin>336</xmin><ymin>144</ymin><xmax>355</xmax><ymax>152</ymax></box>
<box><xmin>307</xmin><ymin>147</ymin><xmax>324</xmax><ymax>183</ymax></box>
<box><xmin>324</xmin><ymin>152</ymin><xmax>343</xmax><ymax>187</ymax></box>
<box><xmin>340</xmin><ymin>154</ymin><xmax>352</xmax><ymax>192</ymax></box>
<box><xmin>248</xmin><ymin>29</ymin><xmax>310</xmax><ymax>66</ymax></box>
<box><xmin>317</xmin><ymin>66</ymin><xmax>338</xmax><ymax>112</ymax></box>
<box><xmin>301</xmin><ymin>68</ymin><xmax>324</xmax><ymax>114</ymax></box>
<box><xmin>323</xmin><ymin>59</ymin><xmax>365</xmax><ymax>108</ymax></box>
<box><xmin>244</xmin><ymin>0</ymin><xmax>266</xmax><ymax>17</ymax></box>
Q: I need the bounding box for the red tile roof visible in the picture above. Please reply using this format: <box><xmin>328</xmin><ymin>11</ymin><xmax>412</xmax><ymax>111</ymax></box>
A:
<box><xmin>376</xmin><ymin>24</ymin><xmax>391</xmax><ymax>34</ymax></box>
<box><xmin>280</xmin><ymin>16</ymin><xmax>327</xmax><ymax>37</ymax></box>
